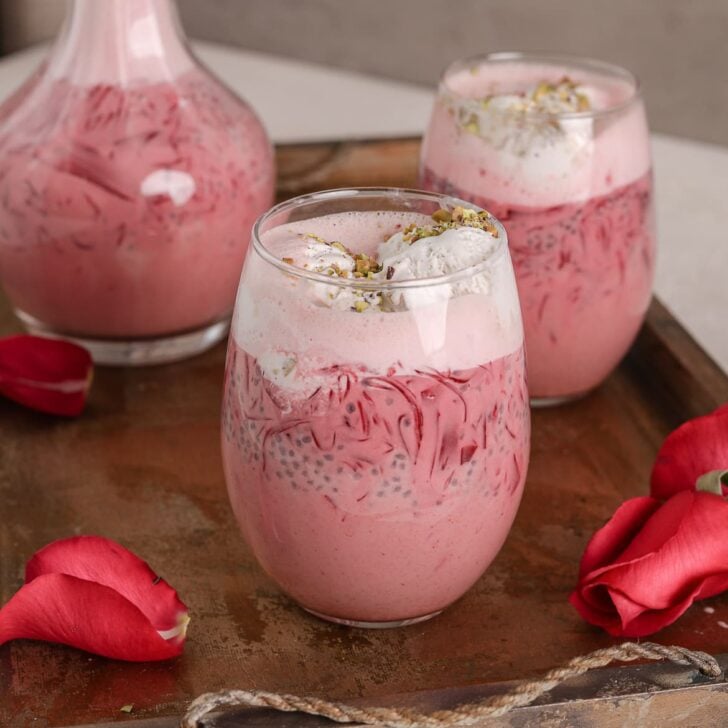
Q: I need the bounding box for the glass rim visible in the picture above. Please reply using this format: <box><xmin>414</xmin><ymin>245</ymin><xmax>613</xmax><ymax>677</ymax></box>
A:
<box><xmin>439</xmin><ymin>51</ymin><xmax>642</xmax><ymax>120</ymax></box>
<box><xmin>250</xmin><ymin>187</ymin><xmax>509</xmax><ymax>291</ymax></box>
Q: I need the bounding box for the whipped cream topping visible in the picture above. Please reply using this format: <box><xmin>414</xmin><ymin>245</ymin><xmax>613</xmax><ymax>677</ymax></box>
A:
<box><xmin>455</xmin><ymin>77</ymin><xmax>595</xmax><ymax>165</ymax></box>
<box><xmin>459</xmin><ymin>77</ymin><xmax>594</xmax><ymax>127</ymax></box>
<box><xmin>301</xmin><ymin>235</ymin><xmax>356</xmax><ymax>275</ymax></box>
<box><xmin>495</xmin><ymin>78</ymin><xmax>593</xmax><ymax>115</ymax></box>
<box><xmin>378</xmin><ymin>226</ymin><xmax>497</xmax><ymax>310</ymax></box>
<box><xmin>297</xmin><ymin>235</ymin><xmax>366</xmax><ymax>311</ymax></box>
<box><xmin>284</xmin><ymin>207</ymin><xmax>501</xmax><ymax>314</ymax></box>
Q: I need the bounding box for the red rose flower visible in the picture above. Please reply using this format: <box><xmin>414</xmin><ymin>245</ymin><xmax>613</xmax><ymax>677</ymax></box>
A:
<box><xmin>570</xmin><ymin>489</ymin><xmax>728</xmax><ymax>636</ymax></box>
<box><xmin>651</xmin><ymin>404</ymin><xmax>728</xmax><ymax>500</ymax></box>
<box><xmin>0</xmin><ymin>536</ymin><xmax>189</xmax><ymax>661</ymax></box>
<box><xmin>572</xmin><ymin>403</ymin><xmax>728</xmax><ymax>636</ymax></box>
<box><xmin>0</xmin><ymin>335</ymin><xmax>93</xmax><ymax>416</ymax></box>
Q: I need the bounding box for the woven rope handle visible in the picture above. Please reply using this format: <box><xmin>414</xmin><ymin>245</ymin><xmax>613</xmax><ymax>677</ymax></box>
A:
<box><xmin>181</xmin><ymin>641</ymin><xmax>722</xmax><ymax>728</ymax></box>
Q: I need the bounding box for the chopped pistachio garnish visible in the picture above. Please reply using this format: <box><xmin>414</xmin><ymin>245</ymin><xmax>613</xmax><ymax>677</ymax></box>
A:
<box><xmin>325</xmin><ymin>262</ymin><xmax>350</xmax><ymax>278</ymax></box>
<box><xmin>280</xmin><ymin>357</ymin><xmax>297</xmax><ymax>376</ymax></box>
<box><xmin>457</xmin><ymin>75</ymin><xmax>591</xmax><ymax>138</ymax></box>
<box><xmin>302</xmin><ymin>232</ymin><xmax>327</xmax><ymax>243</ymax></box>
<box><xmin>330</xmin><ymin>241</ymin><xmax>350</xmax><ymax>254</ymax></box>
<box><xmin>352</xmin><ymin>253</ymin><xmax>382</xmax><ymax>278</ymax></box>
<box><xmin>473</xmin><ymin>76</ymin><xmax>589</xmax><ymax>118</ymax></box>
<box><xmin>351</xmin><ymin>289</ymin><xmax>383</xmax><ymax>313</ymax></box>
<box><xmin>300</xmin><ymin>236</ymin><xmax>358</xmax><ymax>278</ymax></box>
<box><xmin>402</xmin><ymin>205</ymin><xmax>498</xmax><ymax>243</ymax></box>
<box><xmin>531</xmin><ymin>81</ymin><xmax>552</xmax><ymax>102</ymax></box>
<box><xmin>529</xmin><ymin>76</ymin><xmax>591</xmax><ymax>113</ymax></box>
<box><xmin>294</xmin><ymin>213</ymin><xmax>499</xmax><ymax>314</ymax></box>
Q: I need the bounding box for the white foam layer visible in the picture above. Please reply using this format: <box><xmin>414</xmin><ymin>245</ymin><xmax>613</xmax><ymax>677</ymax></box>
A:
<box><xmin>424</xmin><ymin>61</ymin><xmax>651</xmax><ymax>207</ymax></box>
<box><xmin>232</xmin><ymin>211</ymin><xmax>523</xmax><ymax>382</ymax></box>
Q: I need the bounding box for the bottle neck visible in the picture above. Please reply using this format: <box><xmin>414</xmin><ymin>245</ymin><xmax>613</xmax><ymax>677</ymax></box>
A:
<box><xmin>48</xmin><ymin>0</ymin><xmax>194</xmax><ymax>86</ymax></box>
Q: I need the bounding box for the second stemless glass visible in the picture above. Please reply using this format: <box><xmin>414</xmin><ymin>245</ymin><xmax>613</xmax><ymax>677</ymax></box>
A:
<box><xmin>420</xmin><ymin>53</ymin><xmax>656</xmax><ymax>404</ymax></box>
<box><xmin>221</xmin><ymin>188</ymin><xmax>530</xmax><ymax>627</ymax></box>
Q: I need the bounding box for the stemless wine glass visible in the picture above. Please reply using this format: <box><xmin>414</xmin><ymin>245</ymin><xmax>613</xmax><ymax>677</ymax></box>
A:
<box><xmin>420</xmin><ymin>53</ymin><xmax>656</xmax><ymax>404</ymax></box>
<box><xmin>221</xmin><ymin>188</ymin><xmax>530</xmax><ymax>627</ymax></box>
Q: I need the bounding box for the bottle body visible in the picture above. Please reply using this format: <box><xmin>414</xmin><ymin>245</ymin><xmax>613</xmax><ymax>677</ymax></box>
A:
<box><xmin>0</xmin><ymin>0</ymin><xmax>275</xmax><ymax>363</ymax></box>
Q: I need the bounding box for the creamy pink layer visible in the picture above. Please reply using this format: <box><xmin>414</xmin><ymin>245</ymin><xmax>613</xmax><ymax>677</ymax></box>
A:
<box><xmin>234</xmin><ymin>211</ymin><xmax>524</xmax><ymax>375</ymax></box>
<box><xmin>222</xmin><ymin>343</ymin><xmax>529</xmax><ymax>622</ymax></box>
<box><xmin>0</xmin><ymin>70</ymin><xmax>274</xmax><ymax>337</ymax></box>
<box><xmin>422</xmin><ymin>60</ymin><xmax>651</xmax><ymax>208</ymax></box>
<box><xmin>422</xmin><ymin>168</ymin><xmax>655</xmax><ymax>398</ymax></box>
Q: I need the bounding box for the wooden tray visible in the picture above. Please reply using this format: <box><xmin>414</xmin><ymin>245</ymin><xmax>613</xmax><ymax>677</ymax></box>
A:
<box><xmin>1</xmin><ymin>139</ymin><xmax>728</xmax><ymax>728</ymax></box>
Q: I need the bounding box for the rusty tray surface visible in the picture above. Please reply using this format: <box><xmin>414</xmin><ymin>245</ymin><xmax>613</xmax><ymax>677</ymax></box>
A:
<box><xmin>1</xmin><ymin>139</ymin><xmax>728</xmax><ymax>727</ymax></box>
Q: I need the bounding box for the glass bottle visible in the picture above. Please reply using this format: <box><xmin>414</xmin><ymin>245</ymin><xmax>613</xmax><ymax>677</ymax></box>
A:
<box><xmin>0</xmin><ymin>0</ymin><xmax>275</xmax><ymax>364</ymax></box>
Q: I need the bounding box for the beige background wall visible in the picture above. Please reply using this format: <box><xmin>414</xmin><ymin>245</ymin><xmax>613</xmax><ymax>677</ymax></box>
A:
<box><xmin>0</xmin><ymin>0</ymin><xmax>65</xmax><ymax>50</ymax></box>
<box><xmin>1</xmin><ymin>0</ymin><xmax>727</xmax><ymax>145</ymax></box>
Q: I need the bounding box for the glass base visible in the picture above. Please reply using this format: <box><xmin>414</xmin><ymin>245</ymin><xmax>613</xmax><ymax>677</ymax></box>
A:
<box><xmin>530</xmin><ymin>389</ymin><xmax>592</xmax><ymax>408</ymax></box>
<box><xmin>303</xmin><ymin>607</ymin><xmax>442</xmax><ymax>629</ymax></box>
<box><xmin>17</xmin><ymin>311</ymin><xmax>230</xmax><ymax>366</ymax></box>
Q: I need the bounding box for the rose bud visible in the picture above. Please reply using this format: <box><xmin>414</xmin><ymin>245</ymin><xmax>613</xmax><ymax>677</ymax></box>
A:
<box><xmin>569</xmin><ymin>489</ymin><xmax>728</xmax><ymax>637</ymax></box>
<box><xmin>0</xmin><ymin>335</ymin><xmax>93</xmax><ymax>416</ymax></box>
<box><xmin>651</xmin><ymin>404</ymin><xmax>728</xmax><ymax>500</ymax></box>
<box><xmin>0</xmin><ymin>536</ymin><xmax>189</xmax><ymax>661</ymax></box>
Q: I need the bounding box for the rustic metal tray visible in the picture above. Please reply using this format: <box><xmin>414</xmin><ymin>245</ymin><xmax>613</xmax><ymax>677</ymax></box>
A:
<box><xmin>2</xmin><ymin>139</ymin><xmax>728</xmax><ymax>727</ymax></box>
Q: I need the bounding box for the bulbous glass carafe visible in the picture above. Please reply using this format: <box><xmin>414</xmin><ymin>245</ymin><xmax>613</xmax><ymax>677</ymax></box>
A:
<box><xmin>0</xmin><ymin>0</ymin><xmax>275</xmax><ymax>364</ymax></box>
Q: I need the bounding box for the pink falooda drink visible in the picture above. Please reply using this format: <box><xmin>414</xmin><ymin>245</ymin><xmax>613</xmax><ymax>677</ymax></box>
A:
<box><xmin>222</xmin><ymin>190</ymin><xmax>530</xmax><ymax>627</ymax></box>
<box><xmin>421</xmin><ymin>54</ymin><xmax>656</xmax><ymax>402</ymax></box>
<box><xmin>0</xmin><ymin>0</ymin><xmax>275</xmax><ymax>364</ymax></box>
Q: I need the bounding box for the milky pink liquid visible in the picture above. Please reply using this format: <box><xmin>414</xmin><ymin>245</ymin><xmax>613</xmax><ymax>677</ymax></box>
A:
<box><xmin>421</xmin><ymin>60</ymin><xmax>656</xmax><ymax>399</ymax></box>
<box><xmin>221</xmin><ymin>209</ymin><xmax>529</xmax><ymax>623</ymax></box>
<box><xmin>0</xmin><ymin>70</ymin><xmax>274</xmax><ymax>338</ymax></box>
<box><xmin>422</xmin><ymin>168</ymin><xmax>655</xmax><ymax>397</ymax></box>
<box><xmin>223</xmin><ymin>344</ymin><xmax>528</xmax><ymax>623</ymax></box>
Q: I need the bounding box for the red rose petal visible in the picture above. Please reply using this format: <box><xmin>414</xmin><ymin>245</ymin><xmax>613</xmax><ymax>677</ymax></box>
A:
<box><xmin>0</xmin><ymin>536</ymin><xmax>189</xmax><ymax>661</ymax></box>
<box><xmin>615</xmin><ymin>578</ymin><xmax>728</xmax><ymax>638</ymax></box>
<box><xmin>0</xmin><ymin>335</ymin><xmax>93</xmax><ymax>416</ymax></box>
<box><xmin>651</xmin><ymin>405</ymin><xmax>728</xmax><ymax>500</ymax></box>
<box><xmin>577</xmin><ymin>496</ymin><xmax>660</xmax><ymax>577</ymax></box>
<box><xmin>572</xmin><ymin>585</ymin><xmax>694</xmax><ymax>637</ymax></box>
<box><xmin>592</xmin><ymin>492</ymin><xmax>728</xmax><ymax>607</ymax></box>
<box><xmin>26</xmin><ymin>536</ymin><xmax>187</xmax><ymax>633</ymax></box>
<box><xmin>0</xmin><ymin>574</ymin><xmax>183</xmax><ymax>661</ymax></box>
<box><xmin>571</xmin><ymin>582</ymin><xmax>618</xmax><ymax>623</ymax></box>
<box><xmin>571</xmin><ymin>491</ymin><xmax>728</xmax><ymax>637</ymax></box>
<box><xmin>609</xmin><ymin>490</ymin><xmax>692</xmax><ymax>562</ymax></box>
